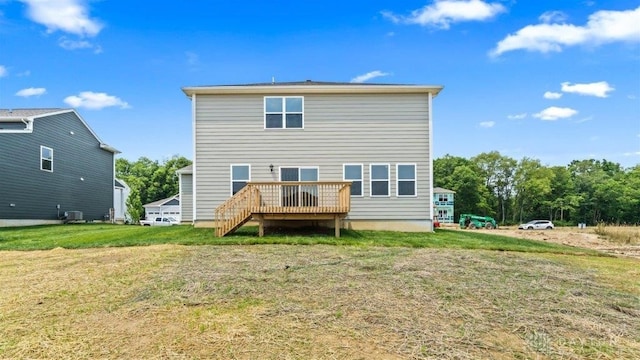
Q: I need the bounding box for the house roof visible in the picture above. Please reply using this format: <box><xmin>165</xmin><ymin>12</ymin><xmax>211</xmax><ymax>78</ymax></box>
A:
<box><xmin>0</xmin><ymin>108</ymin><xmax>120</xmax><ymax>153</ymax></box>
<box><xmin>176</xmin><ymin>164</ymin><xmax>193</xmax><ymax>174</ymax></box>
<box><xmin>182</xmin><ymin>80</ymin><xmax>443</xmax><ymax>97</ymax></box>
<box><xmin>434</xmin><ymin>187</ymin><xmax>455</xmax><ymax>194</ymax></box>
<box><xmin>143</xmin><ymin>194</ymin><xmax>180</xmax><ymax>207</ymax></box>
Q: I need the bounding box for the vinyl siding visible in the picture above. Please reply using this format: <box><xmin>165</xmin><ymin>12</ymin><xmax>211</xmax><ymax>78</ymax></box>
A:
<box><xmin>0</xmin><ymin>112</ymin><xmax>114</xmax><ymax>220</ymax></box>
<box><xmin>194</xmin><ymin>93</ymin><xmax>432</xmax><ymax>221</ymax></box>
<box><xmin>180</xmin><ymin>173</ymin><xmax>193</xmax><ymax>222</ymax></box>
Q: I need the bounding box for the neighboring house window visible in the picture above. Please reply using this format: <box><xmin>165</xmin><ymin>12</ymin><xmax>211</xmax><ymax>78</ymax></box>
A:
<box><xmin>397</xmin><ymin>164</ymin><xmax>416</xmax><ymax>197</ymax></box>
<box><xmin>265</xmin><ymin>97</ymin><xmax>303</xmax><ymax>129</ymax></box>
<box><xmin>370</xmin><ymin>164</ymin><xmax>389</xmax><ymax>197</ymax></box>
<box><xmin>231</xmin><ymin>164</ymin><xmax>251</xmax><ymax>195</ymax></box>
<box><xmin>343</xmin><ymin>164</ymin><xmax>363</xmax><ymax>196</ymax></box>
<box><xmin>438</xmin><ymin>194</ymin><xmax>449</xmax><ymax>202</ymax></box>
<box><xmin>40</xmin><ymin>146</ymin><xmax>53</xmax><ymax>172</ymax></box>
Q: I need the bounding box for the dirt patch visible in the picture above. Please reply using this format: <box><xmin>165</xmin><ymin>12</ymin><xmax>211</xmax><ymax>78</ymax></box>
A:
<box><xmin>445</xmin><ymin>224</ymin><xmax>640</xmax><ymax>259</ymax></box>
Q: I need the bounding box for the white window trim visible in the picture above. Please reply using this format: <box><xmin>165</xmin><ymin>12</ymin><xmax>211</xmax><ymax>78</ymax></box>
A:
<box><xmin>40</xmin><ymin>145</ymin><xmax>53</xmax><ymax>172</ymax></box>
<box><xmin>264</xmin><ymin>96</ymin><xmax>304</xmax><ymax>129</ymax></box>
<box><xmin>0</xmin><ymin>118</ymin><xmax>33</xmax><ymax>133</ymax></box>
<box><xmin>396</xmin><ymin>163</ymin><xmax>417</xmax><ymax>197</ymax></box>
<box><xmin>343</xmin><ymin>163</ymin><xmax>363</xmax><ymax>197</ymax></box>
<box><xmin>278</xmin><ymin>166</ymin><xmax>319</xmax><ymax>181</ymax></box>
<box><xmin>230</xmin><ymin>164</ymin><xmax>251</xmax><ymax>195</ymax></box>
<box><xmin>369</xmin><ymin>163</ymin><xmax>390</xmax><ymax>197</ymax></box>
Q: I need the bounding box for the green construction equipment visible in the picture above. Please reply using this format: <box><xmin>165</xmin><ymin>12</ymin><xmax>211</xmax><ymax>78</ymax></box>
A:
<box><xmin>459</xmin><ymin>214</ymin><xmax>497</xmax><ymax>229</ymax></box>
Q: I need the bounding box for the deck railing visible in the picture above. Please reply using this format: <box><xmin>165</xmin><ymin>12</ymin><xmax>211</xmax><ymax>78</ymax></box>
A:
<box><xmin>214</xmin><ymin>181</ymin><xmax>351</xmax><ymax>237</ymax></box>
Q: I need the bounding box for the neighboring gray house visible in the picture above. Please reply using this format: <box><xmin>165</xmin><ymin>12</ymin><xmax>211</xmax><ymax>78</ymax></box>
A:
<box><xmin>181</xmin><ymin>81</ymin><xmax>443</xmax><ymax>235</ymax></box>
<box><xmin>0</xmin><ymin>108</ymin><xmax>119</xmax><ymax>226</ymax></box>
<box><xmin>143</xmin><ymin>195</ymin><xmax>181</xmax><ymax>222</ymax></box>
<box><xmin>176</xmin><ymin>165</ymin><xmax>193</xmax><ymax>223</ymax></box>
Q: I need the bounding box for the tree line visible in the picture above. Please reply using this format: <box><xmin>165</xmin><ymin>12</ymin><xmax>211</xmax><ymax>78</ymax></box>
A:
<box><xmin>116</xmin><ymin>156</ymin><xmax>191</xmax><ymax>222</ymax></box>
<box><xmin>435</xmin><ymin>152</ymin><xmax>640</xmax><ymax>225</ymax></box>
<box><xmin>116</xmin><ymin>152</ymin><xmax>638</xmax><ymax>226</ymax></box>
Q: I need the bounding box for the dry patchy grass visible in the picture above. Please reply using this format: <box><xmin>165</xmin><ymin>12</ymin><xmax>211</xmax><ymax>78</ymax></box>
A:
<box><xmin>1</xmin><ymin>245</ymin><xmax>638</xmax><ymax>359</ymax></box>
<box><xmin>594</xmin><ymin>224</ymin><xmax>640</xmax><ymax>245</ymax></box>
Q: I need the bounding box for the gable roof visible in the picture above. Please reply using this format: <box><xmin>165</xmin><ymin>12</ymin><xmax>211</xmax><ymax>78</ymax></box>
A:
<box><xmin>143</xmin><ymin>194</ymin><xmax>180</xmax><ymax>207</ymax></box>
<box><xmin>0</xmin><ymin>108</ymin><xmax>120</xmax><ymax>153</ymax></box>
<box><xmin>182</xmin><ymin>80</ymin><xmax>443</xmax><ymax>97</ymax></box>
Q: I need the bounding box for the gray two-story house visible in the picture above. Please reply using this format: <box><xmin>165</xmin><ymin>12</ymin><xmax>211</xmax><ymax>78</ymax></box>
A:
<box><xmin>0</xmin><ymin>109</ymin><xmax>119</xmax><ymax>226</ymax></box>
<box><xmin>181</xmin><ymin>81</ymin><xmax>443</xmax><ymax>236</ymax></box>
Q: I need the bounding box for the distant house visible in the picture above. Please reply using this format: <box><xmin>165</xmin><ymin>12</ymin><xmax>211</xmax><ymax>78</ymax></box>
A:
<box><xmin>114</xmin><ymin>178</ymin><xmax>131</xmax><ymax>223</ymax></box>
<box><xmin>181</xmin><ymin>81</ymin><xmax>443</xmax><ymax>236</ymax></box>
<box><xmin>143</xmin><ymin>195</ymin><xmax>181</xmax><ymax>222</ymax></box>
<box><xmin>176</xmin><ymin>165</ymin><xmax>193</xmax><ymax>223</ymax></box>
<box><xmin>0</xmin><ymin>108</ymin><xmax>119</xmax><ymax>226</ymax></box>
<box><xmin>433</xmin><ymin>187</ymin><xmax>455</xmax><ymax>223</ymax></box>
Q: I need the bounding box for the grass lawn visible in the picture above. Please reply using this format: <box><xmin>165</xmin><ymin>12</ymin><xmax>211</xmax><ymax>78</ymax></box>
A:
<box><xmin>0</xmin><ymin>224</ymin><xmax>638</xmax><ymax>359</ymax></box>
<box><xmin>0</xmin><ymin>223</ymin><xmax>602</xmax><ymax>255</ymax></box>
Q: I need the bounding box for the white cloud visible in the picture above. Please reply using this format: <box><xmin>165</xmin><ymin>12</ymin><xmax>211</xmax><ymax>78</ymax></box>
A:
<box><xmin>59</xmin><ymin>37</ymin><xmax>92</xmax><ymax>49</ymax></box>
<box><xmin>539</xmin><ymin>11</ymin><xmax>568</xmax><ymax>24</ymax></box>
<box><xmin>15</xmin><ymin>87</ymin><xmax>46</xmax><ymax>97</ymax></box>
<box><xmin>382</xmin><ymin>0</ymin><xmax>506</xmax><ymax>29</ymax></box>
<box><xmin>507</xmin><ymin>113</ymin><xmax>527</xmax><ymax>120</ymax></box>
<box><xmin>64</xmin><ymin>91</ymin><xmax>130</xmax><ymax>110</ymax></box>
<box><xmin>575</xmin><ymin>116</ymin><xmax>593</xmax><ymax>124</ymax></box>
<box><xmin>479</xmin><ymin>121</ymin><xmax>495</xmax><ymax>128</ymax></box>
<box><xmin>490</xmin><ymin>6</ymin><xmax>640</xmax><ymax>56</ymax></box>
<box><xmin>20</xmin><ymin>0</ymin><xmax>103</xmax><ymax>37</ymax></box>
<box><xmin>623</xmin><ymin>151</ymin><xmax>640</xmax><ymax>157</ymax></box>
<box><xmin>350</xmin><ymin>70</ymin><xmax>390</xmax><ymax>83</ymax></box>
<box><xmin>561</xmin><ymin>81</ymin><xmax>614</xmax><ymax>98</ymax></box>
<box><xmin>0</xmin><ymin>65</ymin><xmax>7</xmax><ymax>77</ymax></box>
<box><xmin>17</xmin><ymin>70</ymin><xmax>31</xmax><ymax>77</ymax></box>
<box><xmin>533</xmin><ymin>106</ymin><xmax>578</xmax><ymax>121</ymax></box>
<box><xmin>543</xmin><ymin>91</ymin><xmax>562</xmax><ymax>99</ymax></box>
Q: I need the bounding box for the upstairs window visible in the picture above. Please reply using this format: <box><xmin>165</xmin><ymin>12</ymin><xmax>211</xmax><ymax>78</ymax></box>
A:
<box><xmin>41</xmin><ymin>146</ymin><xmax>53</xmax><ymax>172</ymax></box>
<box><xmin>370</xmin><ymin>164</ymin><xmax>389</xmax><ymax>197</ymax></box>
<box><xmin>397</xmin><ymin>164</ymin><xmax>416</xmax><ymax>196</ymax></box>
<box><xmin>231</xmin><ymin>164</ymin><xmax>250</xmax><ymax>195</ymax></box>
<box><xmin>265</xmin><ymin>97</ymin><xmax>303</xmax><ymax>129</ymax></box>
<box><xmin>343</xmin><ymin>164</ymin><xmax>363</xmax><ymax>196</ymax></box>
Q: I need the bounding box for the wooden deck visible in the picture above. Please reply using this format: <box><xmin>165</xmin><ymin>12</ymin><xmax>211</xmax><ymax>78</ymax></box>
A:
<box><xmin>214</xmin><ymin>181</ymin><xmax>351</xmax><ymax>237</ymax></box>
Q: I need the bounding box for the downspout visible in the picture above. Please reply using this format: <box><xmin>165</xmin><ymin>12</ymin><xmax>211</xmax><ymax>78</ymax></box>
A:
<box><xmin>428</xmin><ymin>92</ymin><xmax>434</xmax><ymax>232</ymax></box>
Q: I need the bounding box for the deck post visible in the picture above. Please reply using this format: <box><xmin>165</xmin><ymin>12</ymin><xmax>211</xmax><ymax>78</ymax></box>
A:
<box><xmin>255</xmin><ymin>215</ymin><xmax>264</xmax><ymax>237</ymax></box>
<box><xmin>334</xmin><ymin>215</ymin><xmax>340</xmax><ymax>238</ymax></box>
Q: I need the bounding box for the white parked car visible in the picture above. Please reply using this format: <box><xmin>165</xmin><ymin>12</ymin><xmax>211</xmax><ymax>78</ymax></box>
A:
<box><xmin>139</xmin><ymin>217</ymin><xmax>179</xmax><ymax>226</ymax></box>
<box><xmin>518</xmin><ymin>220</ymin><xmax>554</xmax><ymax>230</ymax></box>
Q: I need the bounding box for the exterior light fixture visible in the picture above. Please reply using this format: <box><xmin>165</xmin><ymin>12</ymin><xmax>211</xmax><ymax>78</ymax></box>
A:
<box><xmin>269</xmin><ymin>164</ymin><xmax>274</xmax><ymax>172</ymax></box>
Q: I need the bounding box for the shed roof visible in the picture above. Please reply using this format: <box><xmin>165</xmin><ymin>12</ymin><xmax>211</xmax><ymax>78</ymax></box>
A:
<box><xmin>176</xmin><ymin>164</ymin><xmax>193</xmax><ymax>174</ymax></box>
<box><xmin>143</xmin><ymin>194</ymin><xmax>180</xmax><ymax>207</ymax></box>
<box><xmin>434</xmin><ymin>187</ymin><xmax>456</xmax><ymax>194</ymax></box>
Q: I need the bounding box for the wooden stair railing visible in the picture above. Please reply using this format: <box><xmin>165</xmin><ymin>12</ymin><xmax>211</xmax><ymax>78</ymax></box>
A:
<box><xmin>214</xmin><ymin>181</ymin><xmax>352</xmax><ymax>237</ymax></box>
<box><xmin>214</xmin><ymin>185</ymin><xmax>259</xmax><ymax>237</ymax></box>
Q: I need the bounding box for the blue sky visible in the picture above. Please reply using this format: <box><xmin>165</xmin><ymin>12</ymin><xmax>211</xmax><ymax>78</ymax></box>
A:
<box><xmin>1</xmin><ymin>0</ymin><xmax>639</xmax><ymax>168</ymax></box>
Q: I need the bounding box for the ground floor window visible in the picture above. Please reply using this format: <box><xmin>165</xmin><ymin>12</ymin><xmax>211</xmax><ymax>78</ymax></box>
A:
<box><xmin>231</xmin><ymin>164</ymin><xmax>251</xmax><ymax>195</ymax></box>
<box><xmin>343</xmin><ymin>164</ymin><xmax>363</xmax><ymax>196</ymax></box>
<box><xmin>396</xmin><ymin>164</ymin><xmax>416</xmax><ymax>196</ymax></box>
<box><xmin>370</xmin><ymin>164</ymin><xmax>389</xmax><ymax>197</ymax></box>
